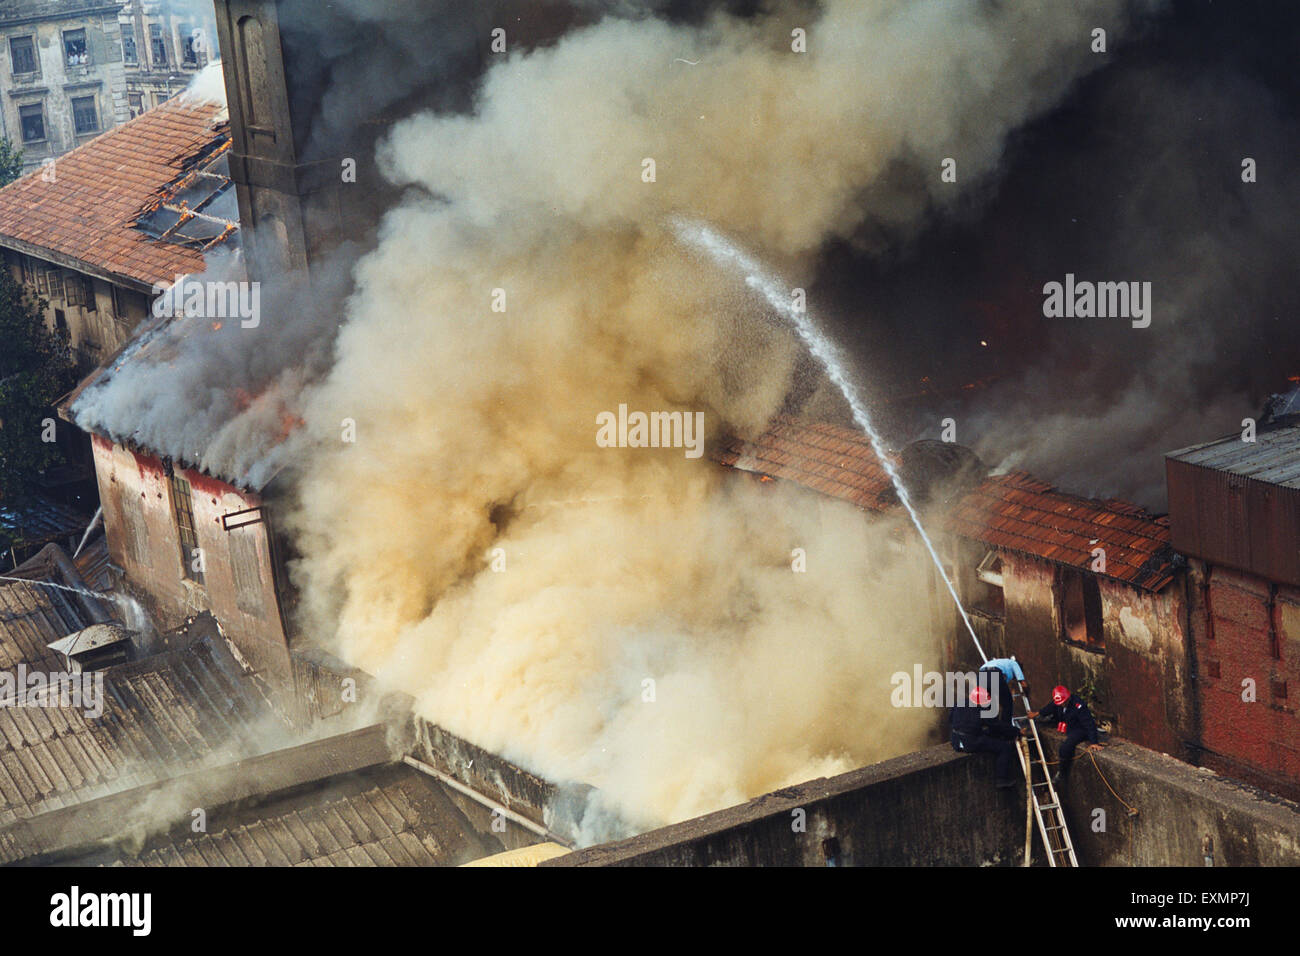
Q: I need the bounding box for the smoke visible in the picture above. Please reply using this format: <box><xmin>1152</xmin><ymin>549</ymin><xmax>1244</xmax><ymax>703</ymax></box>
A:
<box><xmin>279</xmin><ymin>0</ymin><xmax>1154</xmax><ymax>833</ymax></box>
<box><xmin>812</xmin><ymin>3</ymin><xmax>1300</xmax><ymax>508</ymax></box>
<box><xmin>66</xmin><ymin>0</ymin><xmax>1186</xmax><ymax>833</ymax></box>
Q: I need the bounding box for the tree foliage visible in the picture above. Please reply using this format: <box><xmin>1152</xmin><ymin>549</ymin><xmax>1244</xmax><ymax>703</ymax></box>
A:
<box><xmin>0</xmin><ymin>139</ymin><xmax>23</xmax><ymax>188</ymax></box>
<box><xmin>0</xmin><ymin>268</ymin><xmax>75</xmax><ymax>504</ymax></box>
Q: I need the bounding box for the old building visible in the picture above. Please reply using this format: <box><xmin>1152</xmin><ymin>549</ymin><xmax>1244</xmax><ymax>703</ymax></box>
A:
<box><xmin>713</xmin><ymin>410</ymin><xmax>1300</xmax><ymax>803</ymax></box>
<box><xmin>0</xmin><ymin>92</ymin><xmax>235</xmax><ymax>372</ymax></box>
<box><xmin>944</xmin><ymin>471</ymin><xmax>1193</xmax><ymax>760</ymax></box>
<box><xmin>0</xmin><ymin>1</ymin><xmax>129</xmax><ymax>170</ymax></box>
<box><xmin>118</xmin><ymin>0</ymin><xmax>216</xmax><ymax>117</ymax></box>
<box><xmin>56</xmin><ymin>420</ymin><xmax>298</xmax><ymax>685</ymax></box>
<box><xmin>1166</xmin><ymin>407</ymin><xmax>1300</xmax><ymax>800</ymax></box>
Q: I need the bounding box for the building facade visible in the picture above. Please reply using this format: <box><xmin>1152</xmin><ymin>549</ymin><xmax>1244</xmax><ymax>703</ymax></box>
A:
<box><xmin>84</xmin><ymin>433</ymin><xmax>294</xmax><ymax>681</ymax></box>
<box><xmin>0</xmin><ymin>94</ymin><xmax>234</xmax><ymax>371</ymax></box>
<box><xmin>716</xmin><ymin>412</ymin><xmax>1298</xmax><ymax>801</ymax></box>
<box><xmin>1167</xmin><ymin>416</ymin><xmax>1300</xmax><ymax>800</ymax></box>
<box><xmin>0</xmin><ymin>1</ymin><xmax>130</xmax><ymax>171</ymax></box>
<box><xmin>119</xmin><ymin>0</ymin><xmax>216</xmax><ymax>118</ymax></box>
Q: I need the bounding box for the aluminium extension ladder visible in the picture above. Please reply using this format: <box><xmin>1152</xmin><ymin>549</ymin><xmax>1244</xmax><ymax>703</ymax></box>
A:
<box><xmin>1007</xmin><ymin>677</ymin><xmax>1079</xmax><ymax>867</ymax></box>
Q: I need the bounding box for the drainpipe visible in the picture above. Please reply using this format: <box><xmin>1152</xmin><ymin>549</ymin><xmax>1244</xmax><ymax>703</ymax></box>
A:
<box><xmin>46</xmin><ymin>542</ymin><xmax>112</xmax><ymax>625</ymax></box>
<box><xmin>1182</xmin><ymin>562</ymin><xmax>1204</xmax><ymax>767</ymax></box>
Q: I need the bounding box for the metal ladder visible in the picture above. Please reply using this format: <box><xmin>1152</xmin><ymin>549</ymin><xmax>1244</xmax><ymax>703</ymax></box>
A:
<box><xmin>1009</xmin><ymin>679</ymin><xmax>1078</xmax><ymax>867</ymax></box>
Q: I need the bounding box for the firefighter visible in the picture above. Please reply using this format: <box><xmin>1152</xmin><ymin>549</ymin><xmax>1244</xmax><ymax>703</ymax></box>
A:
<box><xmin>950</xmin><ymin>683</ymin><xmax>1021</xmax><ymax>788</ymax></box>
<box><xmin>1029</xmin><ymin>685</ymin><xmax>1102</xmax><ymax>786</ymax></box>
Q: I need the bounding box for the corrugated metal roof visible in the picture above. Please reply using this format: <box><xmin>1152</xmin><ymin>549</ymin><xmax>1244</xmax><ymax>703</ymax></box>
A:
<box><xmin>0</xmin><ymin>625</ymin><xmax>289</xmax><ymax>826</ymax></box>
<box><xmin>0</xmin><ymin>579</ymin><xmax>89</xmax><ymax>676</ymax></box>
<box><xmin>946</xmin><ymin>472</ymin><xmax>1177</xmax><ymax>592</ymax></box>
<box><xmin>73</xmin><ymin>536</ymin><xmax>114</xmax><ymax>593</ymax></box>
<box><xmin>106</xmin><ymin>767</ymin><xmax>503</xmax><ymax>867</ymax></box>
<box><xmin>1165</xmin><ymin>424</ymin><xmax>1300</xmax><ymax>489</ymax></box>
<box><xmin>0</xmin><ymin>496</ymin><xmax>88</xmax><ymax>551</ymax></box>
<box><xmin>714</xmin><ymin>414</ymin><xmax>896</xmax><ymax>513</ymax></box>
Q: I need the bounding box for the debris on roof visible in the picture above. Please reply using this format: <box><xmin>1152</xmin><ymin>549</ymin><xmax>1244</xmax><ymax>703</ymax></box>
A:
<box><xmin>946</xmin><ymin>471</ymin><xmax>1178</xmax><ymax>592</ymax></box>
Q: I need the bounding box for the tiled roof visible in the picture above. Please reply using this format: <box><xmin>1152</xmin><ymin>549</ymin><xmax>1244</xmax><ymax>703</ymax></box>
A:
<box><xmin>714</xmin><ymin>414</ymin><xmax>896</xmax><ymax>513</ymax></box>
<box><xmin>0</xmin><ymin>96</ymin><xmax>229</xmax><ymax>290</ymax></box>
<box><xmin>0</xmin><ymin>624</ymin><xmax>289</xmax><ymax>825</ymax></box>
<box><xmin>106</xmin><ymin>766</ymin><xmax>506</xmax><ymax>867</ymax></box>
<box><xmin>946</xmin><ymin>471</ymin><xmax>1177</xmax><ymax>592</ymax></box>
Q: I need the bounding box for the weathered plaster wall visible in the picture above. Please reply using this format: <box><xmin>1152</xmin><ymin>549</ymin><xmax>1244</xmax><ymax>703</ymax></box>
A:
<box><xmin>551</xmin><ymin>739</ymin><xmax>1300</xmax><ymax>867</ymax></box>
<box><xmin>92</xmin><ymin>435</ymin><xmax>291</xmax><ymax>682</ymax></box>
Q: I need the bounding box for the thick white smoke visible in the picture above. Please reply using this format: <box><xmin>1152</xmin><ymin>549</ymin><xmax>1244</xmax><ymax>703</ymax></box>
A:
<box><xmin>283</xmin><ymin>0</ymin><xmax>1152</xmax><ymax>834</ymax></box>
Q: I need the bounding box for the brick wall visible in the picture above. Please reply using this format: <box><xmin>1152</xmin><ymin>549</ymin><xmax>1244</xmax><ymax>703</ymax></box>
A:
<box><xmin>1193</xmin><ymin>561</ymin><xmax>1300</xmax><ymax>799</ymax></box>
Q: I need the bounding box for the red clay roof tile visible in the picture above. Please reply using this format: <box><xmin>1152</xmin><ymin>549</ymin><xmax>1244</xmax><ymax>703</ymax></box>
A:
<box><xmin>0</xmin><ymin>97</ymin><xmax>229</xmax><ymax>289</ymax></box>
<box><xmin>715</xmin><ymin>416</ymin><xmax>1177</xmax><ymax>592</ymax></box>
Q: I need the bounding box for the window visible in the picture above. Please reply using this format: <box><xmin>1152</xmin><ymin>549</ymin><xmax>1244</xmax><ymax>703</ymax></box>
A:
<box><xmin>972</xmin><ymin>551</ymin><xmax>1005</xmax><ymax>618</ymax></box>
<box><xmin>47</xmin><ymin>270</ymin><xmax>64</xmax><ymax>301</ymax></box>
<box><xmin>123</xmin><ymin>33</ymin><xmax>137</xmax><ymax>65</ymax></box>
<box><xmin>65</xmin><ymin>273</ymin><xmax>82</xmax><ymax>307</ymax></box>
<box><xmin>1058</xmin><ymin>568</ymin><xmax>1104</xmax><ymax>649</ymax></box>
<box><xmin>180</xmin><ymin>24</ymin><xmax>198</xmax><ymax>65</ymax></box>
<box><xmin>35</xmin><ymin>267</ymin><xmax>49</xmax><ymax>296</ymax></box>
<box><xmin>72</xmin><ymin>95</ymin><xmax>99</xmax><ymax>135</ymax></box>
<box><xmin>18</xmin><ymin>255</ymin><xmax>33</xmax><ymax>286</ymax></box>
<box><xmin>128</xmin><ymin>92</ymin><xmax>144</xmax><ymax>117</ymax></box>
<box><xmin>19</xmin><ymin>103</ymin><xmax>45</xmax><ymax>143</ymax></box>
<box><xmin>9</xmin><ymin>36</ymin><xmax>37</xmax><ymax>75</ymax></box>
<box><xmin>169</xmin><ymin>473</ymin><xmax>204</xmax><ymax>584</ymax></box>
<box><xmin>149</xmin><ymin>23</ymin><xmax>167</xmax><ymax>68</ymax></box>
<box><xmin>81</xmin><ymin>277</ymin><xmax>97</xmax><ymax>311</ymax></box>
<box><xmin>63</xmin><ymin>28</ymin><xmax>88</xmax><ymax>67</ymax></box>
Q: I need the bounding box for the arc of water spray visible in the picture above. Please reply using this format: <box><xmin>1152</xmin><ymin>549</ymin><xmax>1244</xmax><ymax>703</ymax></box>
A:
<box><xmin>672</xmin><ymin>217</ymin><xmax>988</xmax><ymax>664</ymax></box>
<box><xmin>74</xmin><ymin>506</ymin><xmax>103</xmax><ymax>558</ymax></box>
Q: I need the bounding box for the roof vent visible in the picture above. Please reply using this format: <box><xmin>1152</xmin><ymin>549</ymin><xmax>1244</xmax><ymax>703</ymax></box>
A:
<box><xmin>47</xmin><ymin>624</ymin><xmax>136</xmax><ymax>673</ymax></box>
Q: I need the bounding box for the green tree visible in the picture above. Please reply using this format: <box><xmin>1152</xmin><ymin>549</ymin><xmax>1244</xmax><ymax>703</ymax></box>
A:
<box><xmin>0</xmin><ymin>269</ymin><xmax>75</xmax><ymax>504</ymax></box>
<box><xmin>0</xmin><ymin>139</ymin><xmax>23</xmax><ymax>187</ymax></box>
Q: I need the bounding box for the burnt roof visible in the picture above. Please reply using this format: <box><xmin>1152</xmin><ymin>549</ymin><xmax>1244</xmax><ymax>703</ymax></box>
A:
<box><xmin>0</xmin><ymin>96</ymin><xmax>233</xmax><ymax>292</ymax></box>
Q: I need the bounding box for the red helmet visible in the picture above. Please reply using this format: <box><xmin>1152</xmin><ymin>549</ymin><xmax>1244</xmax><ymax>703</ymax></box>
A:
<box><xmin>970</xmin><ymin>687</ymin><xmax>991</xmax><ymax>706</ymax></box>
<box><xmin>1052</xmin><ymin>686</ymin><xmax>1070</xmax><ymax>705</ymax></box>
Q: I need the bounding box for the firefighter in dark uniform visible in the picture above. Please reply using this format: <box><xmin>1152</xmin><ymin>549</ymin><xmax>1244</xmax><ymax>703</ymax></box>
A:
<box><xmin>1029</xmin><ymin>685</ymin><xmax>1102</xmax><ymax>786</ymax></box>
<box><xmin>950</xmin><ymin>683</ymin><xmax>1021</xmax><ymax>788</ymax></box>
